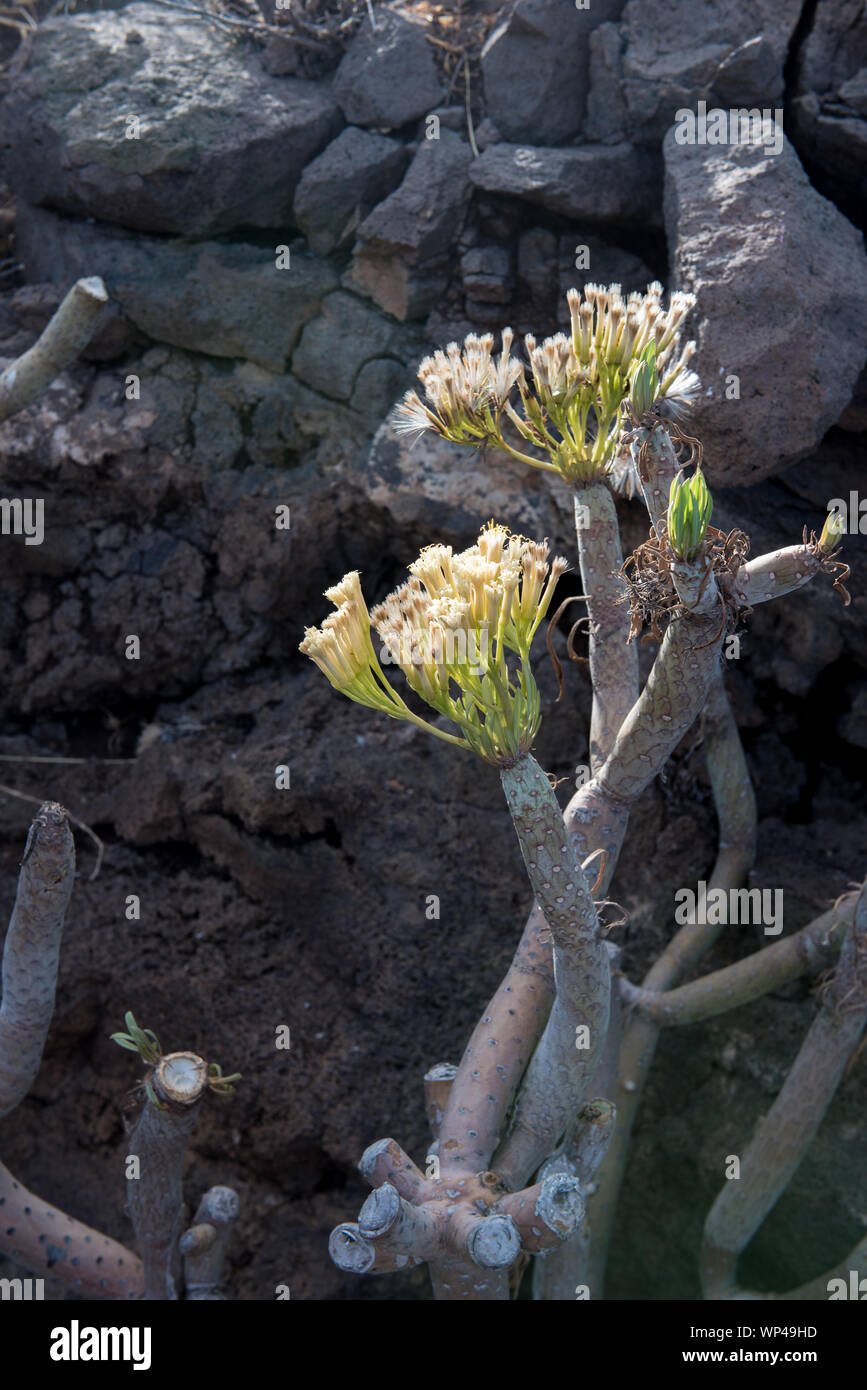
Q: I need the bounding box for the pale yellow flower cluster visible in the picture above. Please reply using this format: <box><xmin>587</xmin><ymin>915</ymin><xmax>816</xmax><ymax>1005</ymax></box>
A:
<box><xmin>299</xmin><ymin>570</ymin><xmax>399</xmax><ymax>713</ymax></box>
<box><xmin>301</xmin><ymin>524</ymin><xmax>569</xmax><ymax>766</ymax></box>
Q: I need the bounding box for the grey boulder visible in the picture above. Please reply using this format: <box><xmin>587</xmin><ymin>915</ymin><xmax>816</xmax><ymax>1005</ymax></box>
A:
<box><xmin>0</xmin><ymin>3</ymin><xmax>343</xmax><ymax>236</ymax></box>
<box><xmin>469</xmin><ymin>142</ymin><xmax>662</xmax><ymax>227</ymax></box>
<box><xmin>480</xmin><ymin>0</ymin><xmax>625</xmax><ymax>146</ymax></box>
<box><xmin>347</xmin><ymin>130</ymin><xmax>472</xmax><ymax>320</ymax></box>
<box><xmin>291</xmin><ymin>290</ymin><xmax>422</xmax><ymax>410</ymax></box>
<box><xmin>294</xmin><ymin>127</ymin><xmax>410</xmax><ymax>256</ymax></box>
<box><xmin>789</xmin><ymin>1</ymin><xmax>867</xmax><ymax>224</ymax></box>
<box><xmin>332</xmin><ymin>9</ymin><xmax>442</xmax><ymax>130</ymax></box>
<box><xmin>586</xmin><ymin>0</ymin><xmax>802</xmax><ymax>145</ymax></box>
<box><xmin>15</xmin><ymin>205</ymin><xmax>338</xmax><ymax>374</ymax></box>
<box><xmin>664</xmin><ymin>127</ymin><xmax>867</xmax><ymax>487</ymax></box>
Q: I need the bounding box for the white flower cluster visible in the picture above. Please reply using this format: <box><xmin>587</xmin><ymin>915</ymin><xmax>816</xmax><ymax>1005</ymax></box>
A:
<box><xmin>392</xmin><ymin>282</ymin><xmax>700</xmax><ymax>488</ymax></box>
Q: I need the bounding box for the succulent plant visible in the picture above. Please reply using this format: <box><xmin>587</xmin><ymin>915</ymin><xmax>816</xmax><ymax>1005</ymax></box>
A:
<box><xmin>305</xmin><ymin>284</ymin><xmax>863</xmax><ymax>1301</ymax></box>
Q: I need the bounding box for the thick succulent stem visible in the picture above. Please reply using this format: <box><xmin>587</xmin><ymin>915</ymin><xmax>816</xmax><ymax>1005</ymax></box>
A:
<box><xmin>358</xmin><ymin>1182</ymin><xmax>440</xmax><ymax>1260</ymax></box>
<box><xmin>423</xmin><ymin>1062</ymin><xmax>457</xmax><ymax>1140</ymax></box>
<box><xmin>566</xmin><ymin>1098</ymin><xmax>617</xmax><ymax>1184</ymax></box>
<box><xmin>331</xmin><ymin>1198</ymin><xmax>511</xmax><ymax>1291</ymax></box>
<box><xmin>335</xmin><ymin>1120</ymin><xmax>590</xmax><ymax>1299</ymax></box>
<box><xmin>126</xmin><ymin>1053</ymin><xmax>209</xmax><ymax>1300</ymax></box>
<box><xmin>629</xmin><ymin>667</ymin><xmax>756</xmax><ymax>994</ymax></box>
<box><xmin>427</xmin><ymin>1259</ymin><xmax>511</xmax><ymax>1300</ymax></box>
<box><xmin>532</xmin><ymin>1095</ymin><xmax>618</xmax><ymax>1301</ymax></box>
<box><xmin>620</xmin><ymin>894</ymin><xmax>855</xmax><ymax>1026</ymax></box>
<box><xmin>493</xmin><ymin>753</ymin><xmax>608</xmax><ymax>1189</ymax></box>
<box><xmin>492</xmin><ymin>564</ymin><xmax>724</xmax><ymax>1193</ymax></box>
<box><xmin>0</xmin><ymin>1157</ymin><xmax>143</xmax><ymax>1298</ymax></box>
<box><xmin>494</xmin><ymin>1172</ymin><xmax>585</xmax><ymax>1252</ymax></box>
<box><xmin>0</xmin><ymin>278</ymin><xmax>108</xmax><ymax>421</ymax></box>
<box><xmin>580</xmin><ymin>665</ymin><xmax>756</xmax><ymax>1295</ymax></box>
<box><xmin>629</xmin><ymin>420</ymin><xmax>682</xmax><ymax>531</ymax></box>
<box><xmin>421</xmin><ymin>1065</ymin><xmax>517</xmax><ymax>1300</ymax></box>
<box><xmin>437</xmin><ymin>482</ymin><xmax>634</xmax><ymax>1180</ymax></box>
<box><xmin>340</xmin><ymin>1156</ymin><xmax>516</xmax><ymax>1298</ymax></box>
<box><xmin>684</xmin><ymin>666</ymin><xmax>758</xmax><ymax>927</ymax></box>
<box><xmin>436</xmin><ymin>902</ymin><xmax>555</xmax><ymax>1178</ymax></box>
<box><xmin>329</xmin><ymin>1224</ymin><xmax>380</xmax><ymax>1274</ymax></box>
<box><xmin>733</xmin><ymin>545</ymin><xmax>827</xmax><ymax>607</ymax></box>
<box><xmin>358</xmin><ymin>1137</ymin><xmax>427</xmax><ymax>1200</ymax></box>
<box><xmin>565</xmin><ymin>604</ymin><xmax>725</xmax><ymax>877</ymax></box>
<box><xmin>575</xmin><ymin>482</ymin><xmax>638</xmax><ymax>769</ymax></box>
<box><xmin>0</xmin><ymin>803</ymin><xmax>75</xmax><ymax>1118</ymax></box>
<box><xmin>180</xmin><ymin>1186</ymin><xmax>240</xmax><ymax>1300</ymax></box>
<box><xmin>701</xmin><ymin>883</ymin><xmax>867</xmax><ymax>1299</ymax></box>
<box><xmin>0</xmin><ymin>806</ymin><xmax>144</xmax><ymax>1300</ymax></box>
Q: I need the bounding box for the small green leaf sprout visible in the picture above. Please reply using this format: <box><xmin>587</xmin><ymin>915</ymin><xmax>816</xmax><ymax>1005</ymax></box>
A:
<box><xmin>111</xmin><ymin>1015</ymin><xmax>241</xmax><ymax>1107</ymax></box>
<box><xmin>110</xmin><ymin>1011</ymin><xmax>162</xmax><ymax>1066</ymax></box>
<box><xmin>207</xmin><ymin>1061</ymin><xmax>243</xmax><ymax>1098</ymax></box>
<box><xmin>144</xmin><ymin>1080</ymin><xmax>167</xmax><ymax>1111</ymax></box>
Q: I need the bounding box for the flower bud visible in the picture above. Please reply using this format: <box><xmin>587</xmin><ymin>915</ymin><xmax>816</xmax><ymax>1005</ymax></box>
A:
<box><xmin>818</xmin><ymin>510</ymin><xmax>845</xmax><ymax>553</ymax></box>
<box><xmin>628</xmin><ymin>341</ymin><xmax>659</xmax><ymax>417</ymax></box>
<box><xmin>667</xmin><ymin>468</ymin><xmax>713</xmax><ymax>561</ymax></box>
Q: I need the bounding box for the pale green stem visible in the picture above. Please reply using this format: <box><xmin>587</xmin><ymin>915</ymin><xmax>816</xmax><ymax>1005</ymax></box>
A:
<box><xmin>575</xmin><ymin>482</ymin><xmax>639</xmax><ymax>771</ymax></box>
<box><xmin>620</xmin><ymin>895</ymin><xmax>855</xmax><ymax>1027</ymax></box>
<box><xmin>0</xmin><ymin>804</ymin><xmax>75</xmax><ymax>1118</ymax></box>
<box><xmin>0</xmin><ymin>1158</ymin><xmax>143</xmax><ymax>1298</ymax></box>
<box><xmin>0</xmin><ymin>278</ymin><xmax>108</xmax><ymax>422</ymax></box>
<box><xmin>126</xmin><ymin>1058</ymin><xmax>209</xmax><ymax>1300</ymax></box>
<box><xmin>399</xmin><ymin>705</ymin><xmax>472</xmax><ymax>750</ymax></box>
<box><xmin>492</xmin><ymin>754</ymin><xmax>609</xmax><ymax>1190</ymax></box>
<box><xmin>493</xmin><ymin>430</ymin><xmax>561</xmax><ymax>473</ymax></box>
<box><xmin>701</xmin><ymin>883</ymin><xmax>867</xmax><ymax>1299</ymax></box>
<box><xmin>580</xmin><ymin>665</ymin><xmax>756</xmax><ymax>1296</ymax></box>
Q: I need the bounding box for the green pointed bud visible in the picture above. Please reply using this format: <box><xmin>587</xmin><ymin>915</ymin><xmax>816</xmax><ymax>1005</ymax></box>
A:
<box><xmin>629</xmin><ymin>341</ymin><xmax>659</xmax><ymax>416</ymax></box>
<box><xmin>667</xmin><ymin>468</ymin><xmax>713</xmax><ymax>561</ymax></box>
<box><xmin>111</xmin><ymin>1012</ymin><xmax>162</xmax><ymax>1063</ymax></box>
<box><xmin>818</xmin><ymin>510</ymin><xmax>845</xmax><ymax>553</ymax></box>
